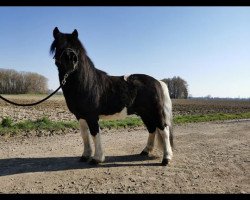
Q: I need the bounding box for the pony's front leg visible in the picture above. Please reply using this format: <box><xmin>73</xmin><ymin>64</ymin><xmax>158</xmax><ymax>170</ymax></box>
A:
<box><xmin>79</xmin><ymin>119</ymin><xmax>93</xmax><ymax>162</ymax></box>
<box><xmin>87</xmin><ymin>119</ymin><xmax>105</xmax><ymax>165</ymax></box>
<box><xmin>91</xmin><ymin>132</ymin><xmax>105</xmax><ymax>164</ymax></box>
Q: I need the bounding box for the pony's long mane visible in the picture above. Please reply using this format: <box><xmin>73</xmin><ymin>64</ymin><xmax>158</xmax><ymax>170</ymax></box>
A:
<box><xmin>50</xmin><ymin>35</ymin><xmax>108</xmax><ymax>106</ymax></box>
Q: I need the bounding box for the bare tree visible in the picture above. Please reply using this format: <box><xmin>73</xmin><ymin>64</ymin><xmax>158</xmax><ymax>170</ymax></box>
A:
<box><xmin>162</xmin><ymin>76</ymin><xmax>188</xmax><ymax>99</ymax></box>
<box><xmin>0</xmin><ymin>68</ymin><xmax>48</xmax><ymax>94</ymax></box>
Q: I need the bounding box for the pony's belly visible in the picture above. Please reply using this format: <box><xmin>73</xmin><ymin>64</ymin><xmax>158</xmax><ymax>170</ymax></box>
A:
<box><xmin>99</xmin><ymin>107</ymin><xmax>128</xmax><ymax>120</ymax></box>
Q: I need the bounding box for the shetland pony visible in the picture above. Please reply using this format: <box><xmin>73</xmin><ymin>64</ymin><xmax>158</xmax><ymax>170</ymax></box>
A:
<box><xmin>50</xmin><ymin>27</ymin><xmax>173</xmax><ymax>166</ymax></box>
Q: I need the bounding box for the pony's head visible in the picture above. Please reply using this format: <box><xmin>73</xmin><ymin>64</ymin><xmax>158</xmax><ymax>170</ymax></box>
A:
<box><xmin>50</xmin><ymin>27</ymin><xmax>86</xmax><ymax>72</ymax></box>
<box><xmin>50</xmin><ymin>27</ymin><xmax>103</xmax><ymax>104</ymax></box>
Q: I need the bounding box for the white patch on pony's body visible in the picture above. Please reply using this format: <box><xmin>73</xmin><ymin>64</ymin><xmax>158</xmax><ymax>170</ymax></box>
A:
<box><xmin>79</xmin><ymin>119</ymin><xmax>93</xmax><ymax>157</ymax></box>
<box><xmin>92</xmin><ymin>133</ymin><xmax>105</xmax><ymax>162</ymax></box>
<box><xmin>124</xmin><ymin>74</ymin><xmax>130</xmax><ymax>81</ymax></box>
<box><xmin>99</xmin><ymin>107</ymin><xmax>128</xmax><ymax>120</ymax></box>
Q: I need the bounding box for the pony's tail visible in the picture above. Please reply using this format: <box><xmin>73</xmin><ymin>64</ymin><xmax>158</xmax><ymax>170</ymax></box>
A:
<box><xmin>156</xmin><ymin>81</ymin><xmax>174</xmax><ymax>149</ymax></box>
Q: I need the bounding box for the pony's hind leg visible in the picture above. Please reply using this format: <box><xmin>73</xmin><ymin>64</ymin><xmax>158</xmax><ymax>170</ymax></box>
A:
<box><xmin>158</xmin><ymin>126</ymin><xmax>173</xmax><ymax>166</ymax></box>
<box><xmin>140</xmin><ymin>131</ymin><xmax>156</xmax><ymax>156</ymax></box>
<box><xmin>79</xmin><ymin>119</ymin><xmax>93</xmax><ymax>162</ymax></box>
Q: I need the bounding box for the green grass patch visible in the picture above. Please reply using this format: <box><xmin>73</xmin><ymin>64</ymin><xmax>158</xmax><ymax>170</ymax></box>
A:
<box><xmin>1</xmin><ymin>117</ymin><xmax>13</xmax><ymax>128</ymax></box>
<box><xmin>99</xmin><ymin>117</ymin><xmax>143</xmax><ymax>129</ymax></box>
<box><xmin>1</xmin><ymin>112</ymin><xmax>250</xmax><ymax>136</ymax></box>
<box><xmin>0</xmin><ymin>117</ymin><xmax>79</xmax><ymax>135</ymax></box>
<box><xmin>174</xmin><ymin>112</ymin><xmax>250</xmax><ymax>124</ymax></box>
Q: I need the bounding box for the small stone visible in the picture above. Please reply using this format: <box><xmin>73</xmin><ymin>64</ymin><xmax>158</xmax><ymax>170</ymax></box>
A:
<box><xmin>129</xmin><ymin>178</ymin><xmax>135</xmax><ymax>182</ymax></box>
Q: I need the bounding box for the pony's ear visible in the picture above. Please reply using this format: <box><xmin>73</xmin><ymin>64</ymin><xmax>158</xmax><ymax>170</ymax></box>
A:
<box><xmin>72</xmin><ymin>29</ymin><xmax>78</xmax><ymax>38</ymax></box>
<box><xmin>53</xmin><ymin>27</ymin><xmax>60</xmax><ymax>39</ymax></box>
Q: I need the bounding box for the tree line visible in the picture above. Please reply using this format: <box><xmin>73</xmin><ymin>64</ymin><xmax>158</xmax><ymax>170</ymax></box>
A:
<box><xmin>0</xmin><ymin>68</ymin><xmax>189</xmax><ymax>98</ymax></box>
<box><xmin>0</xmin><ymin>69</ymin><xmax>48</xmax><ymax>94</ymax></box>
<box><xmin>162</xmin><ymin>76</ymin><xmax>189</xmax><ymax>99</ymax></box>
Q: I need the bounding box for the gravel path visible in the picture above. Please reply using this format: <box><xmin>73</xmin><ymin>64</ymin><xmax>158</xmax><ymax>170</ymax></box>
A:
<box><xmin>0</xmin><ymin>120</ymin><xmax>249</xmax><ymax>193</ymax></box>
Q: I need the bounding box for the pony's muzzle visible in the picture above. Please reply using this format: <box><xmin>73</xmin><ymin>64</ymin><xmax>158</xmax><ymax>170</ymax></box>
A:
<box><xmin>62</xmin><ymin>49</ymin><xmax>78</xmax><ymax>69</ymax></box>
<box><xmin>66</xmin><ymin>50</ymin><xmax>77</xmax><ymax>62</ymax></box>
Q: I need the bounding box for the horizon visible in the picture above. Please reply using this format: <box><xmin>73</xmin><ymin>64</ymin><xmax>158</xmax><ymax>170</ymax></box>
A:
<box><xmin>0</xmin><ymin>7</ymin><xmax>249</xmax><ymax>98</ymax></box>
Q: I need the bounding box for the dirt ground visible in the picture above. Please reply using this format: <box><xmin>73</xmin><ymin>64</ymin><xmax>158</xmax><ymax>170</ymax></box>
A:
<box><xmin>0</xmin><ymin>120</ymin><xmax>249</xmax><ymax>194</ymax></box>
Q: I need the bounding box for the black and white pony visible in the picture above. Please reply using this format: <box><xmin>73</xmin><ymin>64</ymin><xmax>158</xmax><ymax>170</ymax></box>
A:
<box><xmin>50</xmin><ymin>27</ymin><xmax>173</xmax><ymax>166</ymax></box>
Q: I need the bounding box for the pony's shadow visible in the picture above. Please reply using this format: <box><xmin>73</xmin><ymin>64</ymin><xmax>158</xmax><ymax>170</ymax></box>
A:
<box><xmin>0</xmin><ymin>154</ymin><xmax>161</xmax><ymax>177</ymax></box>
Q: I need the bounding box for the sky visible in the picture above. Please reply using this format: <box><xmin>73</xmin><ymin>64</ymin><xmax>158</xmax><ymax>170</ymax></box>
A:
<box><xmin>0</xmin><ymin>6</ymin><xmax>249</xmax><ymax>98</ymax></box>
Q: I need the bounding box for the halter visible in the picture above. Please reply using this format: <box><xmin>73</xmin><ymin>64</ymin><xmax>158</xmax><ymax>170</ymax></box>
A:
<box><xmin>53</xmin><ymin>47</ymin><xmax>79</xmax><ymax>70</ymax></box>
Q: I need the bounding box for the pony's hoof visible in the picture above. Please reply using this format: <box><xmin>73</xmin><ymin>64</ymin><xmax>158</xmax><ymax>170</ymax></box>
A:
<box><xmin>89</xmin><ymin>158</ymin><xmax>100</xmax><ymax>165</ymax></box>
<box><xmin>161</xmin><ymin>158</ymin><xmax>170</xmax><ymax>166</ymax></box>
<box><xmin>140</xmin><ymin>151</ymin><xmax>149</xmax><ymax>156</ymax></box>
<box><xmin>79</xmin><ymin>156</ymin><xmax>91</xmax><ymax>162</ymax></box>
